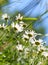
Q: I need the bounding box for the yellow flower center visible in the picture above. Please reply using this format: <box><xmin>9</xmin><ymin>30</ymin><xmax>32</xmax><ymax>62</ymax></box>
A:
<box><xmin>35</xmin><ymin>42</ymin><xmax>40</xmax><ymax>45</ymax></box>
<box><xmin>28</xmin><ymin>34</ymin><xmax>32</xmax><ymax>37</ymax></box>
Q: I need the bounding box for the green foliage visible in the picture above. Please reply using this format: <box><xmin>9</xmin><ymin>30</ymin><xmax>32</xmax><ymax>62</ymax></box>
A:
<box><xmin>0</xmin><ymin>17</ymin><xmax>48</xmax><ymax>65</ymax></box>
<box><xmin>0</xmin><ymin>0</ymin><xmax>9</xmax><ymax>7</ymax></box>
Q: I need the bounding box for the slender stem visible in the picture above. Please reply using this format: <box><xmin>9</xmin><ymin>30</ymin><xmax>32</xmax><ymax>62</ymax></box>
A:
<box><xmin>23</xmin><ymin>18</ymin><xmax>38</xmax><ymax>21</ymax></box>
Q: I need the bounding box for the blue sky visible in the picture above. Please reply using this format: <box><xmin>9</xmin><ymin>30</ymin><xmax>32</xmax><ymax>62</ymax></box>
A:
<box><xmin>2</xmin><ymin>0</ymin><xmax>48</xmax><ymax>45</ymax></box>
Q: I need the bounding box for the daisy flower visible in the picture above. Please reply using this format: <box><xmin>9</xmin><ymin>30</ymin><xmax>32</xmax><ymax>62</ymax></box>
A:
<box><xmin>0</xmin><ymin>23</ymin><xmax>6</xmax><ymax>29</ymax></box>
<box><xmin>15</xmin><ymin>23</ymin><xmax>23</xmax><ymax>32</ymax></box>
<box><xmin>25</xmin><ymin>30</ymin><xmax>37</xmax><ymax>38</ymax></box>
<box><xmin>19</xmin><ymin>21</ymin><xmax>27</xmax><ymax>28</ymax></box>
<box><xmin>22</xmin><ymin>34</ymin><xmax>29</xmax><ymax>41</ymax></box>
<box><xmin>11</xmin><ymin>22</ymin><xmax>24</xmax><ymax>33</ymax></box>
<box><xmin>16</xmin><ymin>13</ymin><xmax>23</xmax><ymax>21</ymax></box>
<box><xmin>37</xmin><ymin>45</ymin><xmax>47</xmax><ymax>52</ymax></box>
<box><xmin>42</xmin><ymin>51</ymin><xmax>48</xmax><ymax>57</ymax></box>
<box><xmin>2</xmin><ymin>13</ymin><xmax>10</xmax><ymax>20</ymax></box>
<box><xmin>35</xmin><ymin>39</ymin><xmax>44</xmax><ymax>46</ymax></box>
<box><xmin>16</xmin><ymin>44</ymin><xmax>24</xmax><ymax>52</ymax></box>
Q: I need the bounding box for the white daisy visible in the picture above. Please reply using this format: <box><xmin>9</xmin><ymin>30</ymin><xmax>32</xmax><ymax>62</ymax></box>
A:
<box><xmin>2</xmin><ymin>13</ymin><xmax>10</xmax><ymax>20</ymax></box>
<box><xmin>37</xmin><ymin>45</ymin><xmax>47</xmax><ymax>52</ymax></box>
<box><xmin>25</xmin><ymin>30</ymin><xmax>37</xmax><ymax>38</ymax></box>
<box><xmin>42</xmin><ymin>51</ymin><xmax>48</xmax><ymax>57</ymax></box>
<box><xmin>19</xmin><ymin>21</ymin><xmax>27</xmax><ymax>27</ymax></box>
<box><xmin>11</xmin><ymin>22</ymin><xmax>24</xmax><ymax>32</ymax></box>
<box><xmin>35</xmin><ymin>39</ymin><xmax>44</xmax><ymax>46</ymax></box>
<box><xmin>0</xmin><ymin>23</ymin><xmax>6</xmax><ymax>29</ymax></box>
<box><xmin>22</xmin><ymin>34</ymin><xmax>29</xmax><ymax>41</ymax></box>
<box><xmin>15</xmin><ymin>23</ymin><xmax>23</xmax><ymax>32</ymax></box>
<box><xmin>29</xmin><ymin>38</ymin><xmax>35</xmax><ymax>45</ymax></box>
<box><xmin>16</xmin><ymin>44</ymin><xmax>24</xmax><ymax>51</ymax></box>
<box><xmin>16</xmin><ymin>13</ymin><xmax>23</xmax><ymax>21</ymax></box>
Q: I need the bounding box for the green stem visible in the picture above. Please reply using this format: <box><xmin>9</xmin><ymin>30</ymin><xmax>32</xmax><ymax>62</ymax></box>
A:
<box><xmin>23</xmin><ymin>18</ymin><xmax>38</xmax><ymax>21</ymax></box>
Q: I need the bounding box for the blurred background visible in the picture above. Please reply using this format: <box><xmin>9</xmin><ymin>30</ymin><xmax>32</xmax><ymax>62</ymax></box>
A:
<box><xmin>0</xmin><ymin>0</ymin><xmax>48</xmax><ymax>45</ymax></box>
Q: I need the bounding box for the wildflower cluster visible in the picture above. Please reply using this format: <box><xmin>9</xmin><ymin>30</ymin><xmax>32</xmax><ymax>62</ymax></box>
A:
<box><xmin>0</xmin><ymin>13</ymin><xmax>48</xmax><ymax>65</ymax></box>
